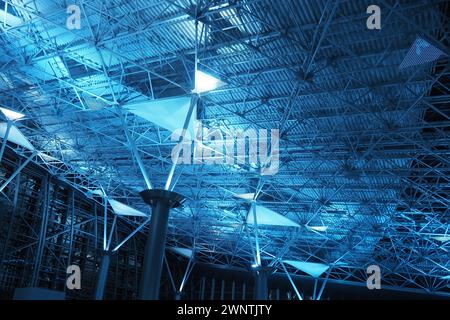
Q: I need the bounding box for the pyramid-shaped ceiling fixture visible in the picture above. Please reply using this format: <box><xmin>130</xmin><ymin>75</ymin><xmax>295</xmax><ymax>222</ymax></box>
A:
<box><xmin>234</xmin><ymin>193</ymin><xmax>255</xmax><ymax>201</ymax></box>
<box><xmin>170</xmin><ymin>247</ymin><xmax>193</xmax><ymax>258</ymax></box>
<box><xmin>123</xmin><ymin>96</ymin><xmax>197</xmax><ymax>139</ymax></box>
<box><xmin>400</xmin><ymin>37</ymin><xmax>446</xmax><ymax>69</ymax></box>
<box><xmin>194</xmin><ymin>70</ymin><xmax>226</xmax><ymax>94</ymax></box>
<box><xmin>0</xmin><ymin>107</ymin><xmax>25</xmax><ymax>121</ymax></box>
<box><xmin>0</xmin><ymin>123</ymin><xmax>35</xmax><ymax>151</ymax></box>
<box><xmin>283</xmin><ymin>260</ymin><xmax>329</xmax><ymax>278</ymax></box>
<box><xmin>108</xmin><ymin>199</ymin><xmax>147</xmax><ymax>217</ymax></box>
<box><xmin>247</xmin><ymin>204</ymin><xmax>300</xmax><ymax>227</ymax></box>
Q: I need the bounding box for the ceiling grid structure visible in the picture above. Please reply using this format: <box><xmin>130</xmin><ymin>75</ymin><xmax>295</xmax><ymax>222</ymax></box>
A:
<box><xmin>0</xmin><ymin>0</ymin><xmax>449</xmax><ymax>298</ymax></box>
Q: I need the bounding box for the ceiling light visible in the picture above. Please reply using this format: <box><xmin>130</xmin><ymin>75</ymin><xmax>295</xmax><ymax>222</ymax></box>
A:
<box><xmin>234</xmin><ymin>193</ymin><xmax>255</xmax><ymax>201</ymax></box>
<box><xmin>283</xmin><ymin>260</ymin><xmax>329</xmax><ymax>278</ymax></box>
<box><xmin>123</xmin><ymin>96</ymin><xmax>197</xmax><ymax>138</ymax></box>
<box><xmin>433</xmin><ymin>235</ymin><xmax>450</xmax><ymax>242</ymax></box>
<box><xmin>108</xmin><ymin>199</ymin><xmax>147</xmax><ymax>217</ymax></box>
<box><xmin>170</xmin><ymin>247</ymin><xmax>193</xmax><ymax>259</ymax></box>
<box><xmin>0</xmin><ymin>123</ymin><xmax>35</xmax><ymax>150</ymax></box>
<box><xmin>0</xmin><ymin>107</ymin><xmax>25</xmax><ymax>121</ymax></box>
<box><xmin>91</xmin><ymin>189</ymin><xmax>105</xmax><ymax>197</ymax></box>
<box><xmin>307</xmin><ymin>225</ymin><xmax>328</xmax><ymax>232</ymax></box>
<box><xmin>194</xmin><ymin>70</ymin><xmax>224</xmax><ymax>93</ymax></box>
<box><xmin>247</xmin><ymin>204</ymin><xmax>300</xmax><ymax>228</ymax></box>
<box><xmin>0</xmin><ymin>6</ymin><xmax>22</xmax><ymax>28</ymax></box>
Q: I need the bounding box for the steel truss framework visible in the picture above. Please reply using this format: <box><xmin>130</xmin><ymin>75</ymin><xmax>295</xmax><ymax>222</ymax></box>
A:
<box><xmin>0</xmin><ymin>0</ymin><xmax>449</xmax><ymax>298</ymax></box>
<box><xmin>0</xmin><ymin>148</ymin><xmax>148</xmax><ymax>299</ymax></box>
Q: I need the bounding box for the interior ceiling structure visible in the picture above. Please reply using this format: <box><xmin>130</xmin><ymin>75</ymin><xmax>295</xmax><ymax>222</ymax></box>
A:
<box><xmin>0</xmin><ymin>0</ymin><xmax>449</xmax><ymax>296</ymax></box>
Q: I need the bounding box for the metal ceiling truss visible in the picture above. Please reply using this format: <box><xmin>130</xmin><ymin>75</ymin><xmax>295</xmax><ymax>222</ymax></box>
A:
<box><xmin>0</xmin><ymin>0</ymin><xmax>449</xmax><ymax>298</ymax></box>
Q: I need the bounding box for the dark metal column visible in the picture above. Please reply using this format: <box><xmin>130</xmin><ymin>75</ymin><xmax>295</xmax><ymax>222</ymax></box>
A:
<box><xmin>138</xmin><ymin>189</ymin><xmax>185</xmax><ymax>300</ymax></box>
<box><xmin>254</xmin><ymin>269</ymin><xmax>268</xmax><ymax>300</ymax></box>
<box><xmin>95</xmin><ymin>252</ymin><xmax>110</xmax><ymax>300</ymax></box>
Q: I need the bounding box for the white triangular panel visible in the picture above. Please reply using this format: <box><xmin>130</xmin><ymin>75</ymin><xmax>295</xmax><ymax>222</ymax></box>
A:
<box><xmin>108</xmin><ymin>199</ymin><xmax>147</xmax><ymax>217</ymax></box>
<box><xmin>247</xmin><ymin>204</ymin><xmax>300</xmax><ymax>227</ymax></box>
<box><xmin>170</xmin><ymin>247</ymin><xmax>193</xmax><ymax>258</ymax></box>
<box><xmin>400</xmin><ymin>37</ymin><xmax>446</xmax><ymax>69</ymax></box>
<box><xmin>92</xmin><ymin>189</ymin><xmax>105</xmax><ymax>196</ymax></box>
<box><xmin>123</xmin><ymin>96</ymin><xmax>197</xmax><ymax>139</ymax></box>
<box><xmin>307</xmin><ymin>225</ymin><xmax>328</xmax><ymax>232</ymax></box>
<box><xmin>433</xmin><ymin>235</ymin><xmax>450</xmax><ymax>242</ymax></box>
<box><xmin>283</xmin><ymin>260</ymin><xmax>329</xmax><ymax>278</ymax></box>
<box><xmin>0</xmin><ymin>123</ymin><xmax>35</xmax><ymax>150</ymax></box>
<box><xmin>38</xmin><ymin>152</ymin><xmax>59</xmax><ymax>162</ymax></box>
<box><xmin>194</xmin><ymin>70</ymin><xmax>226</xmax><ymax>93</ymax></box>
<box><xmin>0</xmin><ymin>8</ymin><xmax>22</xmax><ymax>27</ymax></box>
<box><xmin>235</xmin><ymin>193</ymin><xmax>255</xmax><ymax>201</ymax></box>
<box><xmin>0</xmin><ymin>107</ymin><xmax>25</xmax><ymax>120</ymax></box>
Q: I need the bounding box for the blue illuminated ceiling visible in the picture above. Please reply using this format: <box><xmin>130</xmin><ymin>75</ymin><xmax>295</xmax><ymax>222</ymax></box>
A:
<box><xmin>0</xmin><ymin>0</ymin><xmax>449</xmax><ymax>296</ymax></box>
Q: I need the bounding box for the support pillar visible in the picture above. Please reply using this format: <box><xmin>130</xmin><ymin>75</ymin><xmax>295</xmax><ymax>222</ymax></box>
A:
<box><xmin>138</xmin><ymin>189</ymin><xmax>185</xmax><ymax>300</ymax></box>
<box><xmin>253</xmin><ymin>268</ymin><xmax>268</xmax><ymax>300</ymax></box>
<box><xmin>95</xmin><ymin>252</ymin><xmax>111</xmax><ymax>300</ymax></box>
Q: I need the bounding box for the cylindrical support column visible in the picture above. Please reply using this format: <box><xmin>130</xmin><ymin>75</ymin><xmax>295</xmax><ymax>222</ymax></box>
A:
<box><xmin>139</xmin><ymin>199</ymin><xmax>170</xmax><ymax>300</ymax></box>
<box><xmin>254</xmin><ymin>269</ymin><xmax>268</xmax><ymax>300</ymax></box>
<box><xmin>95</xmin><ymin>253</ymin><xmax>110</xmax><ymax>300</ymax></box>
<box><xmin>138</xmin><ymin>189</ymin><xmax>185</xmax><ymax>300</ymax></box>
